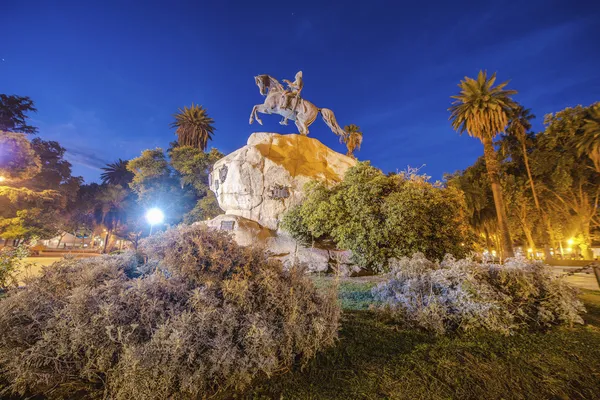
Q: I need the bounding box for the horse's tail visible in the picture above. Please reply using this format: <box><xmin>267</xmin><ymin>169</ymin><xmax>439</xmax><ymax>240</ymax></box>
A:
<box><xmin>319</xmin><ymin>108</ymin><xmax>347</xmax><ymax>141</ymax></box>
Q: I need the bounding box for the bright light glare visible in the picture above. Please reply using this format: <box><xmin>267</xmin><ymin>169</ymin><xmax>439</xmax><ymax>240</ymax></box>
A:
<box><xmin>0</xmin><ymin>176</ymin><xmax>5</xmax><ymax>182</ymax></box>
<box><xmin>567</xmin><ymin>238</ymin><xmax>574</xmax><ymax>245</ymax></box>
<box><xmin>146</xmin><ymin>208</ymin><xmax>165</xmax><ymax>225</ymax></box>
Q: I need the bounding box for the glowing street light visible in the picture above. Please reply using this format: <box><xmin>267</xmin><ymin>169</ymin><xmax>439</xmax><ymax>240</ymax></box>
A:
<box><xmin>145</xmin><ymin>207</ymin><xmax>165</xmax><ymax>234</ymax></box>
<box><xmin>0</xmin><ymin>176</ymin><xmax>6</xmax><ymax>183</ymax></box>
<box><xmin>567</xmin><ymin>238</ymin><xmax>575</xmax><ymax>246</ymax></box>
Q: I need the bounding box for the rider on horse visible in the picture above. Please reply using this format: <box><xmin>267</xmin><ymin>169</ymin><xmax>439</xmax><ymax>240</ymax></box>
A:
<box><xmin>280</xmin><ymin>71</ymin><xmax>303</xmax><ymax>125</ymax></box>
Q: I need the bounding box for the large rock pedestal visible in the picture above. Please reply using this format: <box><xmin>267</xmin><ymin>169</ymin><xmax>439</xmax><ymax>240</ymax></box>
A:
<box><xmin>205</xmin><ymin>132</ymin><xmax>360</xmax><ymax>274</ymax></box>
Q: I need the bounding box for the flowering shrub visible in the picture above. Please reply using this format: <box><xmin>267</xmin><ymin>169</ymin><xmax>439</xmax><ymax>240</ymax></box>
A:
<box><xmin>0</xmin><ymin>225</ymin><xmax>340</xmax><ymax>399</ymax></box>
<box><xmin>372</xmin><ymin>254</ymin><xmax>585</xmax><ymax>335</ymax></box>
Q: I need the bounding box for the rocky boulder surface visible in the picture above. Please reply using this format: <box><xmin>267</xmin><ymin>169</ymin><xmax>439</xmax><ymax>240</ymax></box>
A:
<box><xmin>205</xmin><ymin>132</ymin><xmax>360</xmax><ymax>274</ymax></box>
<box><xmin>210</xmin><ymin>132</ymin><xmax>356</xmax><ymax>230</ymax></box>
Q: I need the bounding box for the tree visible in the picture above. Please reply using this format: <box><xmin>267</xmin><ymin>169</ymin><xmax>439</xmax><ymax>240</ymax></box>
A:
<box><xmin>342</xmin><ymin>124</ymin><xmax>363</xmax><ymax>158</ymax></box>
<box><xmin>446</xmin><ymin>158</ymin><xmax>498</xmax><ymax>254</ymax></box>
<box><xmin>0</xmin><ymin>94</ymin><xmax>38</xmax><ymax>134</ymax></box>
<box><xmin>171</xmin><ymin>103</ymin><xmax>215</xmax><ymax>151</ymax></box>
<box><xmin>0</xmin><ymin>131</ymin><xmax>41</xmax><ymax>180</ymax></box>
<box><xmin>101</xmin><ymin>159</ymin><xmax>134</xmax><ymax>186</ymax></box>
<box><xmin>532</xmin><ymin>105</ymin><xmax>600</xmax><ymax>259</ymax></box>
<box><xmin>505</xmin><ymin>105</ymin><xmax>552</xmax><ymax>259</ymax></box>
<box><xmin>449</xmin><ymin>70</ymin><xmax>517</xmax><ymax>259</ymax></box>
<box><xmin>282</xmin><ymin>162</ymin><xmax>471</xmax><ymax>272</ymax></box>
<box><xmin>170</xmin><ymin>146</ymin><xmax>224</xmax><ymax>221</ymax></box>
<box><xmin>1</xmin><ymin>135</ymin><xmax>82</xmax><ymax>243</ymax></box>
<box><xmin>96</xmin><ymin>184</ymin><xmax>129</xmax><ymax>253</ymax></box>
<box><xmin>127</xmin><ymin>148</ymin><xmax>197</xmax><ymax>226</ymax></box>
<box><xmin>578</xmin><ymin>102</ymin><xmax>600</xmax><ymax>173</ymax></box>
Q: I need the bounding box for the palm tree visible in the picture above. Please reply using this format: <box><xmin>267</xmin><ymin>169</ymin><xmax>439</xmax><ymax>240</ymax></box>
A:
<box><xmin>449</xmin><ymin>70</ymin><xmax>517</xmax><ymax>258</ymax></box>
<box><xmin>506</xmin><ymin>105</ymin><xmax>552</xmax><ymax>259</ymax></box>
<box><xmin>100</xmin><ymin>159</ymin><xmax>134</xmax><ymax>186</ymax></box>
<box><xmin>343</xmin><ymin>124</ymin><xmax>363</xmax><ymax>158</ymax></box>
<box><xmin>171</xmin><ymin>103</ymin><xmax>215</xmax><ymax>151</ymax></box>
<box><xmin>578</xmin><ymin>103</ymin><xmax>600</xmax><ymax>173</ymax></box>
<box><xmin>96</xmin><ymin>184</ymin><xmax>129</xmax><ymax>253</ymax></box>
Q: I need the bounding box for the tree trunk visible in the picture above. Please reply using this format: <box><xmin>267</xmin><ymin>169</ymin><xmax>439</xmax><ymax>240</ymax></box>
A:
<box><xmin>483</xmin><ymin>137</ymin><xmax>514</xmax><ymax>259</ymax></box>
<box><xmin>103</xmin><ymin>231</ymin><xmax>110</xmax><ymax>254</ymax></box>
<box><xmin>523</xmin><ymin>226</ymin><xmax>536</xmax><ymax>258</ymax></box>
<box><xmin>484</xmin><ymin>227</ymin><xmax>493</xmax><ymax>252</ymax></box>
<box><xmin>521</xmin><ymin>140</ymin><xmax>552</xmax><ymax>260</ymax></box>
<box><xmin>56</xmin><ymin>233</ymin><xmax>66</xmax><ymax>249</ymax></box>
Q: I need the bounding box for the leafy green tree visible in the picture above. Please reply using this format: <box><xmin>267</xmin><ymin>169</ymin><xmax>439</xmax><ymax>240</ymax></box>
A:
<box><xmin>101</xmin><ymin>159</ymin><xmax>134</xmax><ymax>186</ymax></box>
<box><xmin>578</xmin><ymin>102</ymin><xmax>600</xmax><ymax>173</ymax></box>
<box><xmin>449</xmin><ymin>70</ymin><xmax>517</xmax><ymax>258</ymax></box>
<box><xmin>1</xmin><ymin>135</ymin><xmax>81</xmax><ymax>243</ymax></box>
<box><xmin>96</xmin><ymin>184</ymin><xmax>129</xmax><ymax>253</ymax></box>
<box><xmin>171</xmin><ymin>104</ymin><xmax>215</xmax><ymax>151</ymax></box>
<box><xmin>0</xmin><ymin>94</ymin><xmax>38</xmax><ymax>134</ymax></box>
<box><xmin>283</xmin><ymin>162</ymin><xmax>471</xmax><ymax>272</ymax></box>
<box><xmin>532</xmin><ymin>105</ymin><xmax>600</xmax><ymax>259</ymax></box>
<box><xmin>127</xmin><ymin>148</ymin><xmax>201</xmax><ymax>226</ymax></box>
<box><xmin>503</xmin><ymin>105</ymin><xmax>552</xmax><ymax>258</ymax></box>
<box><xmin>342</xmin><ymin>124</ymin><xmax>363</xmax><ymax>158</ymax></box>
<box><xmin>446</xmin><ymin>158</ymin><xmax>498</xmax><ymax>253</ymax></box>
<box><xmin>0</xmin><ymin>131</ymin><xmax>41</xmax><ymax>180</ymax></box>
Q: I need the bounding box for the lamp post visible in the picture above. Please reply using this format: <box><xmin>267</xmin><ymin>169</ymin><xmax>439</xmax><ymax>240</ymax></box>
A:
<box><xmin>145</xmin><ymin>208</ymin><xmax>165</xmax><ymax>235</ymax></box>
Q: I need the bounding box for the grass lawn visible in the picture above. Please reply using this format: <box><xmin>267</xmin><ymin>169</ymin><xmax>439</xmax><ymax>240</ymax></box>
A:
<box><xmin>245</xmin><ymin>278</ymin><xmax>600</xmax><ymax>400</ymax></box>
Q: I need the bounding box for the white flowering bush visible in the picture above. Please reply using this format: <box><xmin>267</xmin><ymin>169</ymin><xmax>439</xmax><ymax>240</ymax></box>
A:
<box><xmin>372</xmin><ymin>254</ymin><xmax>585</xmax><ymax>335</ymax></box>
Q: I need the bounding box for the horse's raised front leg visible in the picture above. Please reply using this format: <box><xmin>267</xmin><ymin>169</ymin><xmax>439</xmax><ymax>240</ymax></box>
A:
<box><xmin>252</xmin><ymin>104</ymin><xmax>271</xmax><ymax>125</ymax></box>
<box><xmin>249</xmin><ymin>105</ymin><xmax>257</xmax><ymax>124</ymax></box>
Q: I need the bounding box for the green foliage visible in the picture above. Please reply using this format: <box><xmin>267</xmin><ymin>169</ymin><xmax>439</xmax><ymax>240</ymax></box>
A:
<box><xmin>101</xmin><ymin>159</ymin><xmax>134</xmax><ymax>186</ymax></box>
<box><xmin>579</xmin><ymin>102</ymin><xmax>600</xmax><ymax>171</ymax></box>
<box><xmin>0</xmin><ymin>244</ymin><xmax>30</xmax><ymax>290</ymax></box>
<box><xmin>171</xmin><ymin>103</ymin><xmax>215</xmax><ymax>151</ymax></box>
<box><xmin>0</xmin><ymin>94</ymin><xmax>38</xmax><ymax>134</ymax></box>
<box><xmin>342</xmin><ymin>124</ymin><xmax>363</xmax><ymax>158</ymax></box>
<box><xmin>282</xmin><ymin>162</ymin><xmax>471</xmax><ymax>272</ymax></box>
<box><xmin>170</xmin><ymin>146</ymin><xmax>223</xmax><ymax>193</ymax></box>
<box><xmin>449</xmin><ymin>70</ymin><xmax>517</xmax><ymax>140</ymax></box>
<box><xmin>0</xmin><ymin>225</ymin><xmax>340</xmax><ymax>399</ymax></box>
<box><xmin>0</xmin><ymin>131</ymin><xmax>40</xmax><ymax>180</ymax></box>
<box><xmin>126</xmin><ymin>146</ymin><xmax>223</xmax><ymax>225</ymax></box>
<box><xmin>127</xmin><ymin>148</ymin><xmax>171</xmax><ymax>201</ymax></box>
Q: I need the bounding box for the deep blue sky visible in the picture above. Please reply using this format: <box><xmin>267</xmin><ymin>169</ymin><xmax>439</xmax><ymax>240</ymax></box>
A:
<box><xmin>2</xmin><ymin>0</ymin><xmax>599</xmax><ymax>182</ymax></box>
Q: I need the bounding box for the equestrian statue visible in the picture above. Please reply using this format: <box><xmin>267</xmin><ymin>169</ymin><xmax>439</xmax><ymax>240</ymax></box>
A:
<box><xmin>249</xmin><ymin>71</ymin><xmax>348</xmax><ymax>140</ymax></box>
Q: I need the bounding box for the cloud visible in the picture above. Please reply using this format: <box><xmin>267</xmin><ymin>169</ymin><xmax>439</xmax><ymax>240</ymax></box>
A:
<box><xmin>64</xmin><ymin>145</ymin><xmax>109</xmax><ymax>171</ymax></box>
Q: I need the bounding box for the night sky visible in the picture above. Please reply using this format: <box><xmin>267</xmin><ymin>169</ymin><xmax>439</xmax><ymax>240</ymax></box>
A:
<box><xmin>2</xmin><ymin>0</ymin><xmax>599</xmax><ymax>182</ymax></box>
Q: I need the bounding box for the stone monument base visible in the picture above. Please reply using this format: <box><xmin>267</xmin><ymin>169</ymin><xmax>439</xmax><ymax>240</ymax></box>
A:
<box><xmin>202</xmin><ymin>214</ymin><xmax>361</xmax><ymax>275</ymax></box>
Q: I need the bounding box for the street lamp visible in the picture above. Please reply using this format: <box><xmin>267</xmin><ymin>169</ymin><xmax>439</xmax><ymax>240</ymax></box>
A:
<box><xmin>567</xmin><ymin>238</ymin><xmax>574</xmax><ymax>246</ymax></box>
<box><xmin>145</xmin><ymin>208</ymin><xmax>165</xmax><ymax>235</ymax></box>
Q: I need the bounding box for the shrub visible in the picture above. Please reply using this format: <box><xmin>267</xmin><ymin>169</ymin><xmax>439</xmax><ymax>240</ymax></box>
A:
<box><xmin>0</xmin><ymin>244</ymin><xmax>31</xmax><ymax>290</ymax></box>
<box><xmin>0</xmin><ymin>225</ymin><xmax>340</xmax><ymax>399</ymax></box>
<box><xmin>372</xmin><ymin>254</ymin><xmax>585</xmax><ymax>335</ymax></box>
<box><xmin>282</xmin><ymin>162</ymin><xmax>472</xmax><ymax>273</ymax></box>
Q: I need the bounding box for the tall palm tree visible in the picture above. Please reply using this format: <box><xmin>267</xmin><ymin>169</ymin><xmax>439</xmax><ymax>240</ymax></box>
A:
<box><xmin>578</xmin><ymin>103</ymin><xmax>600</xmax><ymax>173</ymax></box>
<box><xmin>343</xmin><ymin>124</ymin><xmax>363</xmax><ymax>158</ymax></box>
<box><xmin>506</xmin><ymin>105</ymin><xmax>552</xmax><ymax>259</ymax></box>
<box><xmin>171</xmin><ymin>103</ymin><xmax>215</xmax><ymax>151</ymax></box>
<box><xmin>449</xmin><ymin>70</ymin><xmax>517</xmax><ymax>258</ymax></box>
<box><xmin>100</xmin><ymin>159</ymin><xmax>134</xmax><ymax>186</ymax></box>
